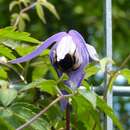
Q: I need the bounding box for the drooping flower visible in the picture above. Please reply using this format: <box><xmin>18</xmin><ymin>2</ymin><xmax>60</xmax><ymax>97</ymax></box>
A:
<box><xmin>9</xmin><ymin>30</ymin><xmax>99</xmax><ymax>89</ymax></box>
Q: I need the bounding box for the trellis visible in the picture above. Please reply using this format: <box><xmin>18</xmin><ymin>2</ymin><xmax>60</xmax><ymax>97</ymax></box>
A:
<box><xmin>100</xmin><ymin>0</ymin><xmax>130</xmax><ymax>130</ymax></box>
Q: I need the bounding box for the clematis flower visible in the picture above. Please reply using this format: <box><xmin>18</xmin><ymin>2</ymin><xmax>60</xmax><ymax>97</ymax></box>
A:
<box><xmin>9</xmin><ymin>30</ymin><xmax>99</xmax><ymax>89</ymax></box>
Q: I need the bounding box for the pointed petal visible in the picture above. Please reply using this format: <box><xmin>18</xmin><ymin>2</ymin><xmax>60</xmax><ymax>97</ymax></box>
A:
<box><xmin>66</xmin><ymin>69</ymin><xmax>85</xmax><ymax>90</ymax></box>
<box><xmin>9</xmin><ymin>32</ymin><xmax>67</xmax><ymax>64</ymax></box>
<box><xmin>69</xmin><ymin>29</ymin><xmax>99</xmax><ymax>61</ymax></box>
<box><xmin>67</xmin><ymin>30</ymin><xmax>89</xmax><ymax>88</ymax></box>
<box><xmin>85</xmin><ymin>44</ymin><xmax>99</xmax><ymax>61</ymax></box>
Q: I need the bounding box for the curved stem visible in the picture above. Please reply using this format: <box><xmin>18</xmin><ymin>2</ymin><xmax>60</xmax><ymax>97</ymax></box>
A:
<box><xmin>103</xmin><ymin>53</ymin><xmax>130</xmax><ymax>99</ymax></box>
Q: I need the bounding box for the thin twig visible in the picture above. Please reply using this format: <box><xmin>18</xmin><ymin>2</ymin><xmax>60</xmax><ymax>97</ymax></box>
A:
<box><xmin>16</xmin><ymin>94</ymin><xmax>73</xmax><ymax>130</ymax></box>
<box><xmin>13</xmin><ymin>2</ymin><xmax>36</xmax><ymax>28</ymax></box>
<box><xmin>103</xmin><ymin>54</ymin><xmax>130</xmax><ymax>99</ymax></box>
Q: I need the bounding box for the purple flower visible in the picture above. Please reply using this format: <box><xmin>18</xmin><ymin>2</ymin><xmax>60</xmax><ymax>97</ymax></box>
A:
<box><xmin>9</xmin><ymin>30</ymin><xmax>98</xmax><ymax>89</ymax></box>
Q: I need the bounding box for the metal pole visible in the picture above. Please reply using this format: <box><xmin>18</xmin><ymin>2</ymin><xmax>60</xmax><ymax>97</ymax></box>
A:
<box><xmin>104</xmin><ymin>0</ymin><xmax>113</xmax><ymax>130</ymax></box>
<box><xmin>94</xmin><ymin>86</ymin><xmax>130</xmax><ymax>96</ymax></box>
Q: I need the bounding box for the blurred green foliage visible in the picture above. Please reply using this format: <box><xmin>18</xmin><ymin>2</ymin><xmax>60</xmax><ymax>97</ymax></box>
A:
<box><xmin>0</xmin><ymin>0</ymin><xmax>130</xmax><ymax>130</ymax></box>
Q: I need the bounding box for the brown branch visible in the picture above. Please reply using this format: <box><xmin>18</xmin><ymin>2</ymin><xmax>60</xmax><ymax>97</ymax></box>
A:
<box><xmin>66</xmin><ymin>103</ymin><xmax>71</xmax><ymax>130</ymax></box>
<box><xmin>16</xmin><ymin>94</ymin><xmax>73</xmax><ymax>130</ymax></box>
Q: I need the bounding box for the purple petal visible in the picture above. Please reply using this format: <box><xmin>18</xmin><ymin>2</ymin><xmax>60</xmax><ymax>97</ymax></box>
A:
<box><xmin>69</xmin><ymin>30</ymin><xmax>99</xmax><ymax>61</ymax></box>
<box><xmin>60</xmin><ymin>90</ymin><xmax>68</xmax><ymax>111</ymax></box>
<box><xmin>9</xmin><ymin>32</ymin><xmax>67</xmax><ymax>64</ymax></box>
<box><xmin>66</xmin><ymin>30</ymin><xmax>90</xmax><ymax>88</ymax></box>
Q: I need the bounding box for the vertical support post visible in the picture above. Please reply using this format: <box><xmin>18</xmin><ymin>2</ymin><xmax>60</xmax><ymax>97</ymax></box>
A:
<box><xmin>104</xmin><ymin>0</ymin><xmax>113</xmax><ymax>130</ymax></box>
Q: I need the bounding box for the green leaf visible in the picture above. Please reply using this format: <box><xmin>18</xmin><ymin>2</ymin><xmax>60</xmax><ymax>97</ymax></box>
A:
<box><xmin>72</xmin><ymin>94</ymin><xmax>101</xmax><ymax>130</ymax></box>
<box><xmin>0</xmin><ymin>45</ymin><xmax>16</xmax><ymax>59</ymax></box>
<box><xmin>84</xmin><ymin>63</ymin><xmax>100</xmax><ymax>79</ymax></box>
<box><xmin>11</xmin><ymin>105</ymin><xmax>50</xmax><ymax>130</ymax></box>
<box><xmin>0</xmin><ymin>88</ymin><xmax>17</xmax><ymax>107</ymax></box>
<box><xmin>0</xmin><ymin>39</ymin><xmax>21</xmax><ymax>49</ymax></box>
<box><xmin>20</xmin><ymin>79</ymin><xmax>57</xmax><ymax>95</ymax></box>
<box><xmin>0</xmin><ymin>80</ymin><xmax>9</xmax><ymax>88</ymax></box>
<box><xmin>0</xmin><ymin>68</ymin><xmax>8</xmax><ymax>79</ymax></box>
<box><xmin>37</xmin><ymin>79</ymin><xmax>57</xmax><ymax>95</ymax></box>
<box><xmin>120</xmin><ymin>68</ymin><xmax>130</xmax><ymax>84</ymax></box>
<box><xmin>40</xmin><ymin>0</ymin><xmax>59</xmax><ymax>19</ymax></box>
<box><xmin>20</xmin><ymin>79</ymin><xmax>45</xmax><ymax>91</ymax></box>
<box><xmin>0</xmin><ymin>27</ymin><xmax>41</xmax><ymax>44</ymax></box>
<box><xmin>9</xmin><ymin>1</ymin><xmax>19</xmax><ymax>11</ymax></box>
<box><xmin>32</xmin><ymin>65</ymin><xmax>49</xmax><ymax>80</ymax></box>
<box><xmin>15</xmin><ymin>45</ymin><xmax>35</xmax><ymax>56</ymax></box>
<box><xmin>0</xmin><ymin>116</ymin><xmax>15</xmax><ymax>130</ymax></box>
<box><xmin>21</xmin><ymin>13</ymin><xmax>30</xmax><ymax>22</ymax></box>
<box><xmin>11</xmin><ymin>13</ymin><xmax>19</xmax><ymax>25</ymax></box>
<box><xmin>36</xmin><ymin>3</ymin><xmax>46</xmax><ymax>23</ymax></box>
<box><xmin>97</xmin><ymin>96</ymin><xmax>124</xmax><ymax>130</ymax></box>
<box><xmin>11</xmin><ymin>102</ymin><xmax>39</xmax><ymax>112</ymax></box>
<box><xmin>49</xmin><ymin>66</ymin><xmax>59</xmax><ymax>80</ymax></box>
<box><xmin>78</xmin><ymin>86</ymin><xmax>96</xmax><ymax>109</ymax></box>
<box><xmin>100</xmin><ymin>57</ymin><xmax>114</xmax><ymax>71</ymax></box>
<box><xmin>18</xmin><ymin>16</ymin><xmax>26</xmax><ymax>31</ymax></box>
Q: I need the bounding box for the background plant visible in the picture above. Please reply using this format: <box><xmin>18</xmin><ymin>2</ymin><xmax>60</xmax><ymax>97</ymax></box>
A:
<box><xmin>0</xmin><ymin>0</ymin><xmax>130</xmax><ymax>130</ymax></box>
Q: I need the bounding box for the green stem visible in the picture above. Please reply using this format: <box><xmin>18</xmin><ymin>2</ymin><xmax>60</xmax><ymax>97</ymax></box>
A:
<box><xmin>103</xmin><ymin>54</ymin><xmax>130</xmax><ymax>99</ymax></box>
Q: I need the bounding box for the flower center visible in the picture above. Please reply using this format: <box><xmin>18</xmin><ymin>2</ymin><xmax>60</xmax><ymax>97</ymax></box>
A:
<box><xmin>54</xmin><ymin>52</ymin><xmax>81</xmax><ymax>72</ymax></box>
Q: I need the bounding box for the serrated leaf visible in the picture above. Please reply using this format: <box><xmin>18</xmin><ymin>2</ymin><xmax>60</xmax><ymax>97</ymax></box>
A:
<box><xmin>0</xmin><ymin>27</ymin><xmax>41</xmax><ymax>44</ymax></box>
<box><xmin>11</xmin><ymin>102</ymin><xmax>39</xmax><ymax>112</ymax></box>
<box><xmin>0</xmin><ymin>88</ymin><xmax>17</xmax><ymax>107</ymax></box>
<box><xmin>72</xmin><ymin>94</ymin><xmax>101</xmax><ymax>130</ymax></box>
<box><xmin>120</xmin><ymin>68</ymin><xmax>130</xmax><ymax>84</ymax></box>
<box><xmin>36</xmin><ymin>3</ymin><xmax>46</xmax><ymax>23</ymax></box>
<box><xmin>20</xmin><ymin>79</ymin><xmax>57</xmax><ymax>95</ymax></box>
<box><xmin>37</xmin><ymin>79</ymin><xmax>57</xmax><ymax>95</ymax></box>
<box><xmin>20</xmin><ymin>79</ymin><xmax>46</xmax><ymax>91</ymax></box>
<box><xmin>84</xmin><ymin>63</ymin><xmax>100</xmax><ymax>79</ymax></box>
<box><xmin>15</xmin><ymin>45</ymin><xmax>36</xmax><ymax>56</ymax></box>
<box><xmin>32</xmin><ymin>65</ymin><xmax>48</xmax><ymax>80</ymax></box>
<box><xmin>1</xmin><ymin>39</ymin><xmax>21</xmax><ymax>49</ymax></box>
<box><xmin>11</xmin><ymin>105</ymin><xmax>50</xmax><ymax>130</ymax></box>
<box><xmin>0</xmin><ymin>44</ymin><xmax>16</xmax><ymax>59</ymax></box>
<box><xmin>97</xmin><ymin>96</ymin><xmax>124</xmax><ymax>130</ymax></box>
<box><xmin>78</xmin><ymin>86</ymin><xmax>96</xmax><ymax>109</ymax></box>
<box><xmin>40</xmin><ymin>0</ymin><xmax>59</xmax><ymax>19</ymax></box>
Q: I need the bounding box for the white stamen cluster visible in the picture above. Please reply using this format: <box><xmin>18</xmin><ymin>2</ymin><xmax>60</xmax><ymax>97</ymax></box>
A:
<box><xmin>56</xmin><ymin>35</ymin><xmax>76</xmax><ymax>62</ymax></box>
